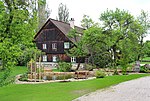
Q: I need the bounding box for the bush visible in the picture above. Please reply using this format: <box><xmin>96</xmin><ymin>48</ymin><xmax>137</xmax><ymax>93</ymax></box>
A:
<box><xmin>122</xmin><ymin>67</ymin><xmax>128</xmax><ymax>75</ymax></box>
<box><xmin>0</xmin><ymin>66</ymin><xmax>2</xmax><ymax>70</ymax></box>
<box><xmin>93</xmin><ymin>52</ymin><xmax>112</xmax><ymax>68</ymax></box>
<box><xmin>140</xmin><ymin>66</ymin><xmax>149</xmax><ymax>73</ymax></box>
<box><xmin>95</xmin><ymin>70</ymin><xmax>106</xmax><ymax>78</ymax></box>
<box><xmin>57</xmin><ymin>74</ymin><xmax>73</xmax><ymax>80</ymax></box>
<box><xmin>85</xmin><ymin>64</ymin><xmax>96</xmax><ymax>71</ymax></box>
<box><xmin>19</xmin><ymin>73</ymin><xmax>28</xmax><ymax>81</ymax></box>
<box><xmin>58</xmin><ymin>62</ymin><xmax>72</xmax><ymax>72</ymax></box>
<box><xmin>113</xmin><ymin>69</ymin><xmax>119</xmax><ymax>75</ymax></box>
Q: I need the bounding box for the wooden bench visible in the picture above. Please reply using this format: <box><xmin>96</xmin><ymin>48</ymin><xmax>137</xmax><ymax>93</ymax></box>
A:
<box><xmin>74</xmin><ymin>71</ymin><xmax>89</xmax><ymax>79</ymax></box>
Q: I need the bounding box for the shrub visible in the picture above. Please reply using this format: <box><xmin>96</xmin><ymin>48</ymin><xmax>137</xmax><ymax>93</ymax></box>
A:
<box><xmin>0</xmin><ymin>66</ymin><xmax>2</xmax><ymax>70</ymax></box>
<box><xmin>57</xmin><ymin>74</ymin><xmax>73</xmax><ymax>80</ymax></box>
<box><xmin>122</xmin><ymin>67</ymin><xmax>128</xmax><ymax>75</ymax></box>
<box><xmin>113</xmin><ymin>69</ymin><xmax>119</xmax><ymax>75</ymax></box>
<box><xmin>95</xmin><ymin>70</ymin><xmax>106</xmax><ymax>78</ymax></box>
<box><xmin>85</xmin><ymin>64</ymin><xmax>96</xmax><ymax>71</ymax></box>
<box><xmin>140</xmin><ymin>66</ymin><xmax>149</xmax><ymax>73</ymax></box>
<box><xmin>19</xmin><ymin>73</ymin><xmax>28</xmax><ymax>81</ymax></box>
<box><xmin>58</xmin><ymin>62</ymin><xmax>72</xmax><ymax>72</ymax></box>
<box><xmin>92</xmin><ymin>52</ymin><xmax>112</xmax><ymax>68</ymax></box>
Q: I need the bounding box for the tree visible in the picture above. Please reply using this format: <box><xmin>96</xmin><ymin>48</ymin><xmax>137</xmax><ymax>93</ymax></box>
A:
<box><xmin>67</xmin><ymin>29</ymin><xmax>87</xmax><ymax>70</ymax></box>
<box><xmin>99</xmin><ymin>8</ymin><xmax>141</xmax><ymax>68</ymax></box>
<box><xmin>83</xmin><ymin>26</ymin><xmax>108</xmax><ymax>66</ymax></box>
<box><xmin>81</xmin><ymin>15</ymin><xmax>111</xmax><ymax>68</ymax></box>
<box><xmin>118</xmin><ymin>38</ymin><xmax>139</xmax><ymax>74</ymax></box>
<box><xmin>58</xmin><ymin>3</ymin><xmax>69</xmax><ymax>22</ymax></box>
<box><xmin>137</xmin><ymin>10</ymin><xmax>150</xmax><ymax>60</ymax></box>
<box><xmin>81</xmin><ymin>15</ymin><xmax>94</xmax><ymax>29</ymax></box>
<box><xmin>38</xmin><ymin>0</ymin><xmax>51</xmax><ymax>29</ymax></box>
<box><xmin>0</xmin><ymin>0</ymin><xmax>38</xmax><ymax>86</ymax></box>
<box><xmin>143</xmin><ymin>41</ymin><xmax>150</xmax><ymax>57</ymax></box>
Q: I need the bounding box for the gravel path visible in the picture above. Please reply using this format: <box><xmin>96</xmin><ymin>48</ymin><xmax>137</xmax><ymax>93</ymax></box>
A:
<box><xmin>74</xmin><ymin>76</ymin><xmax>150</xmax><ymax>101</ymax></box>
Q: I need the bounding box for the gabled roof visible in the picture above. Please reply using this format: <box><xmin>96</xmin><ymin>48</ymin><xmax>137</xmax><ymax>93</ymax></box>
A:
<box><xmin>34</xmin><ymin>18</ymin><xmax>84</xmax><ymax>43</ymax></box>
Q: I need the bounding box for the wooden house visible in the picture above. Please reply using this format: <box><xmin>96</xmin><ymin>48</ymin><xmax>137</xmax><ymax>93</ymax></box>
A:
<box><xmin>34</xmin><ymin>18</ymin><xmax>85</xmax><ymax>64</ymax></box>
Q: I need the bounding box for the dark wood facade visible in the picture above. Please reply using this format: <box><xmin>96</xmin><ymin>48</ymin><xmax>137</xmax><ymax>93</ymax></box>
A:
<box><xmin>34</xmin><ymin>18</ymin><xmax>85</xmax><ymax>63</ymax></box>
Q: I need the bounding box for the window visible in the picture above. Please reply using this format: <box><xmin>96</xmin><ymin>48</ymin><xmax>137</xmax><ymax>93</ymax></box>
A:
<box><xmin>52</xmin><ymin>43</ymin><xmax>57</xmax><ymax>50</ymax></box>
<box><xmin>64</xmin><ymin>42</ymin><xmax>70</xmax><ymax>49</ymax></box>
<box><xmin>52</xmin><ymin>56</ymin><xmax>57</xmax><ymax>62</ymax></box>
<box><xmin>71</xmin><ymin>57</ymin><xmax>76</xmax><ymax>63</ymax></box>
<box><xmin>43</xmin><ymin>55</ymin><xmax>47</xmax><ymax>62</ymax></box>
<box><xmin>42</xmin><ymin>44</ymin><xmax>47</xmax><ymax>49</ymax></box>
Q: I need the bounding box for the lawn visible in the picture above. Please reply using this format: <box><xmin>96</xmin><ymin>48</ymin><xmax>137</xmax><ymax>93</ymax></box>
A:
<box><xmin>129</xmin><ymin>57</ymin><xmax>150</xmax><ymax>65</ymax></box>
<box><xmin>0</xmin><ymin>66</ymin><xmax>27</xmax><ymax>78</ymax></box>
<box><xmin>140</xmin><ymin>62</ymin><xmax>150</xmax><ymax>64</ymax></box>
<box><xmin>142</xmin><ymin>57</ymin><xmax>150</xmax><ymax>60</ymax></box>
<box><xmin>0</xmin><ymin>66</ymin><xmax>149</xmax><ymax>101</ymax></box>
<box><xmin>10</xmin><ymin>66</ymin><xmax>28</xmax><ymax>76</ymax></box>
<box><xmin>140</xmin><ymin>57</ymin><xmax>150</xmax><ymax>64</ymax></box>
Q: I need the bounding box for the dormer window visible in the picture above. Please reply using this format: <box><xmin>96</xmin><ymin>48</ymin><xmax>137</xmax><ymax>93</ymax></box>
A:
<box><xmin>42</xmin><ymin>44</ymin><xmax>47</xmax><ymax>49</ymax></box>
<box><xmin>52</xmin><ymin>43</ymin><xmax>57</xmax><ymax>50</ymax></box>
<box><xmin>64</xmin><ymin>42</ymin><xmax>70</xmax><ymax>49</ymax></box>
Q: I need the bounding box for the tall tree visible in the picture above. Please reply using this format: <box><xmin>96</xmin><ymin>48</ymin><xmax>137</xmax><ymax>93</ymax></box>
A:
<box><xmin>67</xmin><ymin>29</ymin><xmax>87</xmax><ymax>70</ymax></box>
<box><xmin>99</xmin><ymin>8</ymin><xmax>141</xmax><ymax>68</ymax></box>
<box><xmin>143</xmin><ymin>41</ymin><xmax>150</xmax><ymax>57</ymax></box>
<box><xmin>118</xmin><ymin>36</ymin><xmax>139</xmax><ymax>74</ymax></box>
<box><xmin>83</xmin><ymin>26</ymin><xmax>109</xmax><ymax>66</ymax></box>
<box><xmin>0</xmin><ymin>0</ymin><xmax>38</xmax><ymax>86</ymax></box>
<box><xmin>58</xmin><ymin>3</ymin><xmax>69</xmax><ymax>22</ymax></box>
<box><xmin>38</xmin><ymin>0</ymin><xmax>51</xmax><ymax>29</ymax></box>
<box><xmin>81</xmin><ymin>15</ymin><xmax>94</xmax><ymax>29</ymax></box>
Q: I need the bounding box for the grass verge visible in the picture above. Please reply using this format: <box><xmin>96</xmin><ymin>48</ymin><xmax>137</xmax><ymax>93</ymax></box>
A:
<box><xmin>0</xmin><ymin>72</ymin><xmax>149</xmax><ymax>101</ymax></box>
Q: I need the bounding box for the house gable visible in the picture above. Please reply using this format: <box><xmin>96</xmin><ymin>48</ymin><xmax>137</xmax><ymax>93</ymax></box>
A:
<box><xmin>34</xmin><ymin>18</ymin><xmax>85</xmax><ymax>63</ymax></box>
<box><xmin>34</xmin><ymin>20</ymin><xmax>70</xmax><ymax>42</ymax></box>
<box><xmin>34</xmin><ymin>18</ymin><xmax>84</xmax><ymax>43</ymax></box>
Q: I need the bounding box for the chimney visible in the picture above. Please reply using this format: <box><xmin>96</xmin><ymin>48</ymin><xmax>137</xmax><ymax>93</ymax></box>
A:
<box><xmin>70</xmin><ymin>18</ymin><xmax>74</xmax><ymax>29</ymax></box>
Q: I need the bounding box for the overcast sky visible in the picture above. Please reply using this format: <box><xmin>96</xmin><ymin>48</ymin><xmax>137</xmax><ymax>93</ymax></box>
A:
<box><xmin>47</xmin><ymin>0</ymin><xmax>150</xmax><ymax>41</ymax></box>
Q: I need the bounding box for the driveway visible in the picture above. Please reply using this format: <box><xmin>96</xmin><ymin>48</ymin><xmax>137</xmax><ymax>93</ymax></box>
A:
<box><xmin>74</xmin><ymin>76</ymin><xmax>150</xmax><ymax>101</ymax></box>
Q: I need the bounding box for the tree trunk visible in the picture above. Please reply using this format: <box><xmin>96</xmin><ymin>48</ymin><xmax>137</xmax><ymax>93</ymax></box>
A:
<box><xmin>90</xmin><ymin>52</ymin><xmax>94</xmax><ymax>66</ymax></box>
<box><xmin>137</xmin><ymin>36</ymin><xmax>144</xmax><ymax>61</ymax></box>
<box><xmin>112</xmin><ymin>45</ymin><xmax>117</xmax><ymax>67</ymax></box>
<box><xmin>76</xmin><ymin>58</ymin><xmax>81</xmax><ymax>70</ymax></box>
<box><xmin>137</xmin><ymin>55</ymin><xmax>141</xmax><ymax>61</ymax></box>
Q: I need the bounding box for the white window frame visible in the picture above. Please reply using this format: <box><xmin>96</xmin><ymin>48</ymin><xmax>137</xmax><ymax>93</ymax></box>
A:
<box><xmin>43</xmin><ymin>55</ymin><xmax>47</xmax><ymax>62</ymax></box>
<box><xmin>71</xmin><ymin>57</ymin><xmax>76</xmax><ymax>63</ymax></box>
<box><xmin>64</xmin><ymin>42</ymin><xmax>70</xmax><ymax>49</ymax></box>
<box><xmin>52</xmin><ymin>55</ymin><xmax>57</xmax><ymax>62</ymax></box>
<box><xmin>42</xmin><ymin>44</ymin><xmax>47</xmax><ymax>49</ymax></box>
<box><xmin>52</xmin><ymin>43</ymin><xmax>57</xmax><ymax>50</ymax></box>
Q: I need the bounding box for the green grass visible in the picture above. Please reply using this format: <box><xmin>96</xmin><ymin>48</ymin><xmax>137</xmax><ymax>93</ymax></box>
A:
<box><xmin>0</xmin><ymin>66</ymin><xmax>27</xmax><ymax>78</ymax></box>
<box><xmin>129</xmin><ymin>57</ymin><xmax>150</xmax><ymax>65</ymax></box>
<box><xmin>52</xmin><ymin>68</ymin><xmax>61</xmax><ymax>72</ymax></box>
<box><xmin>142</xmin><ymin>57</ymin><xmax>150</xmax><ymax>60</ymax></box>
<box><xmin>10</xmin><ymin>66</ymin><xmax>28</xmax><ymax>76</ymax></box>
<box><xmin>0</xmin><ymin>66</ymin><xmax>28</xmax><ymax>87</ymax></box>
<box><xmin>0</xmin><ymin>72</ymin><xmax>149</xmax><ymax>101</ymax></box>
<box><xmin>130</xmin><ymin>61</ymin><xmax>150</xmax><ymax>65</ymax></box>
<box><xmin>140</xmin><ymin>57</ymin><xmax>150</xmax><ymax>64</ymax></box>
<box><xmin>140</xmin><ymin>62</ymin><xmax>150</xmax><ymax>64</ymax></box>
